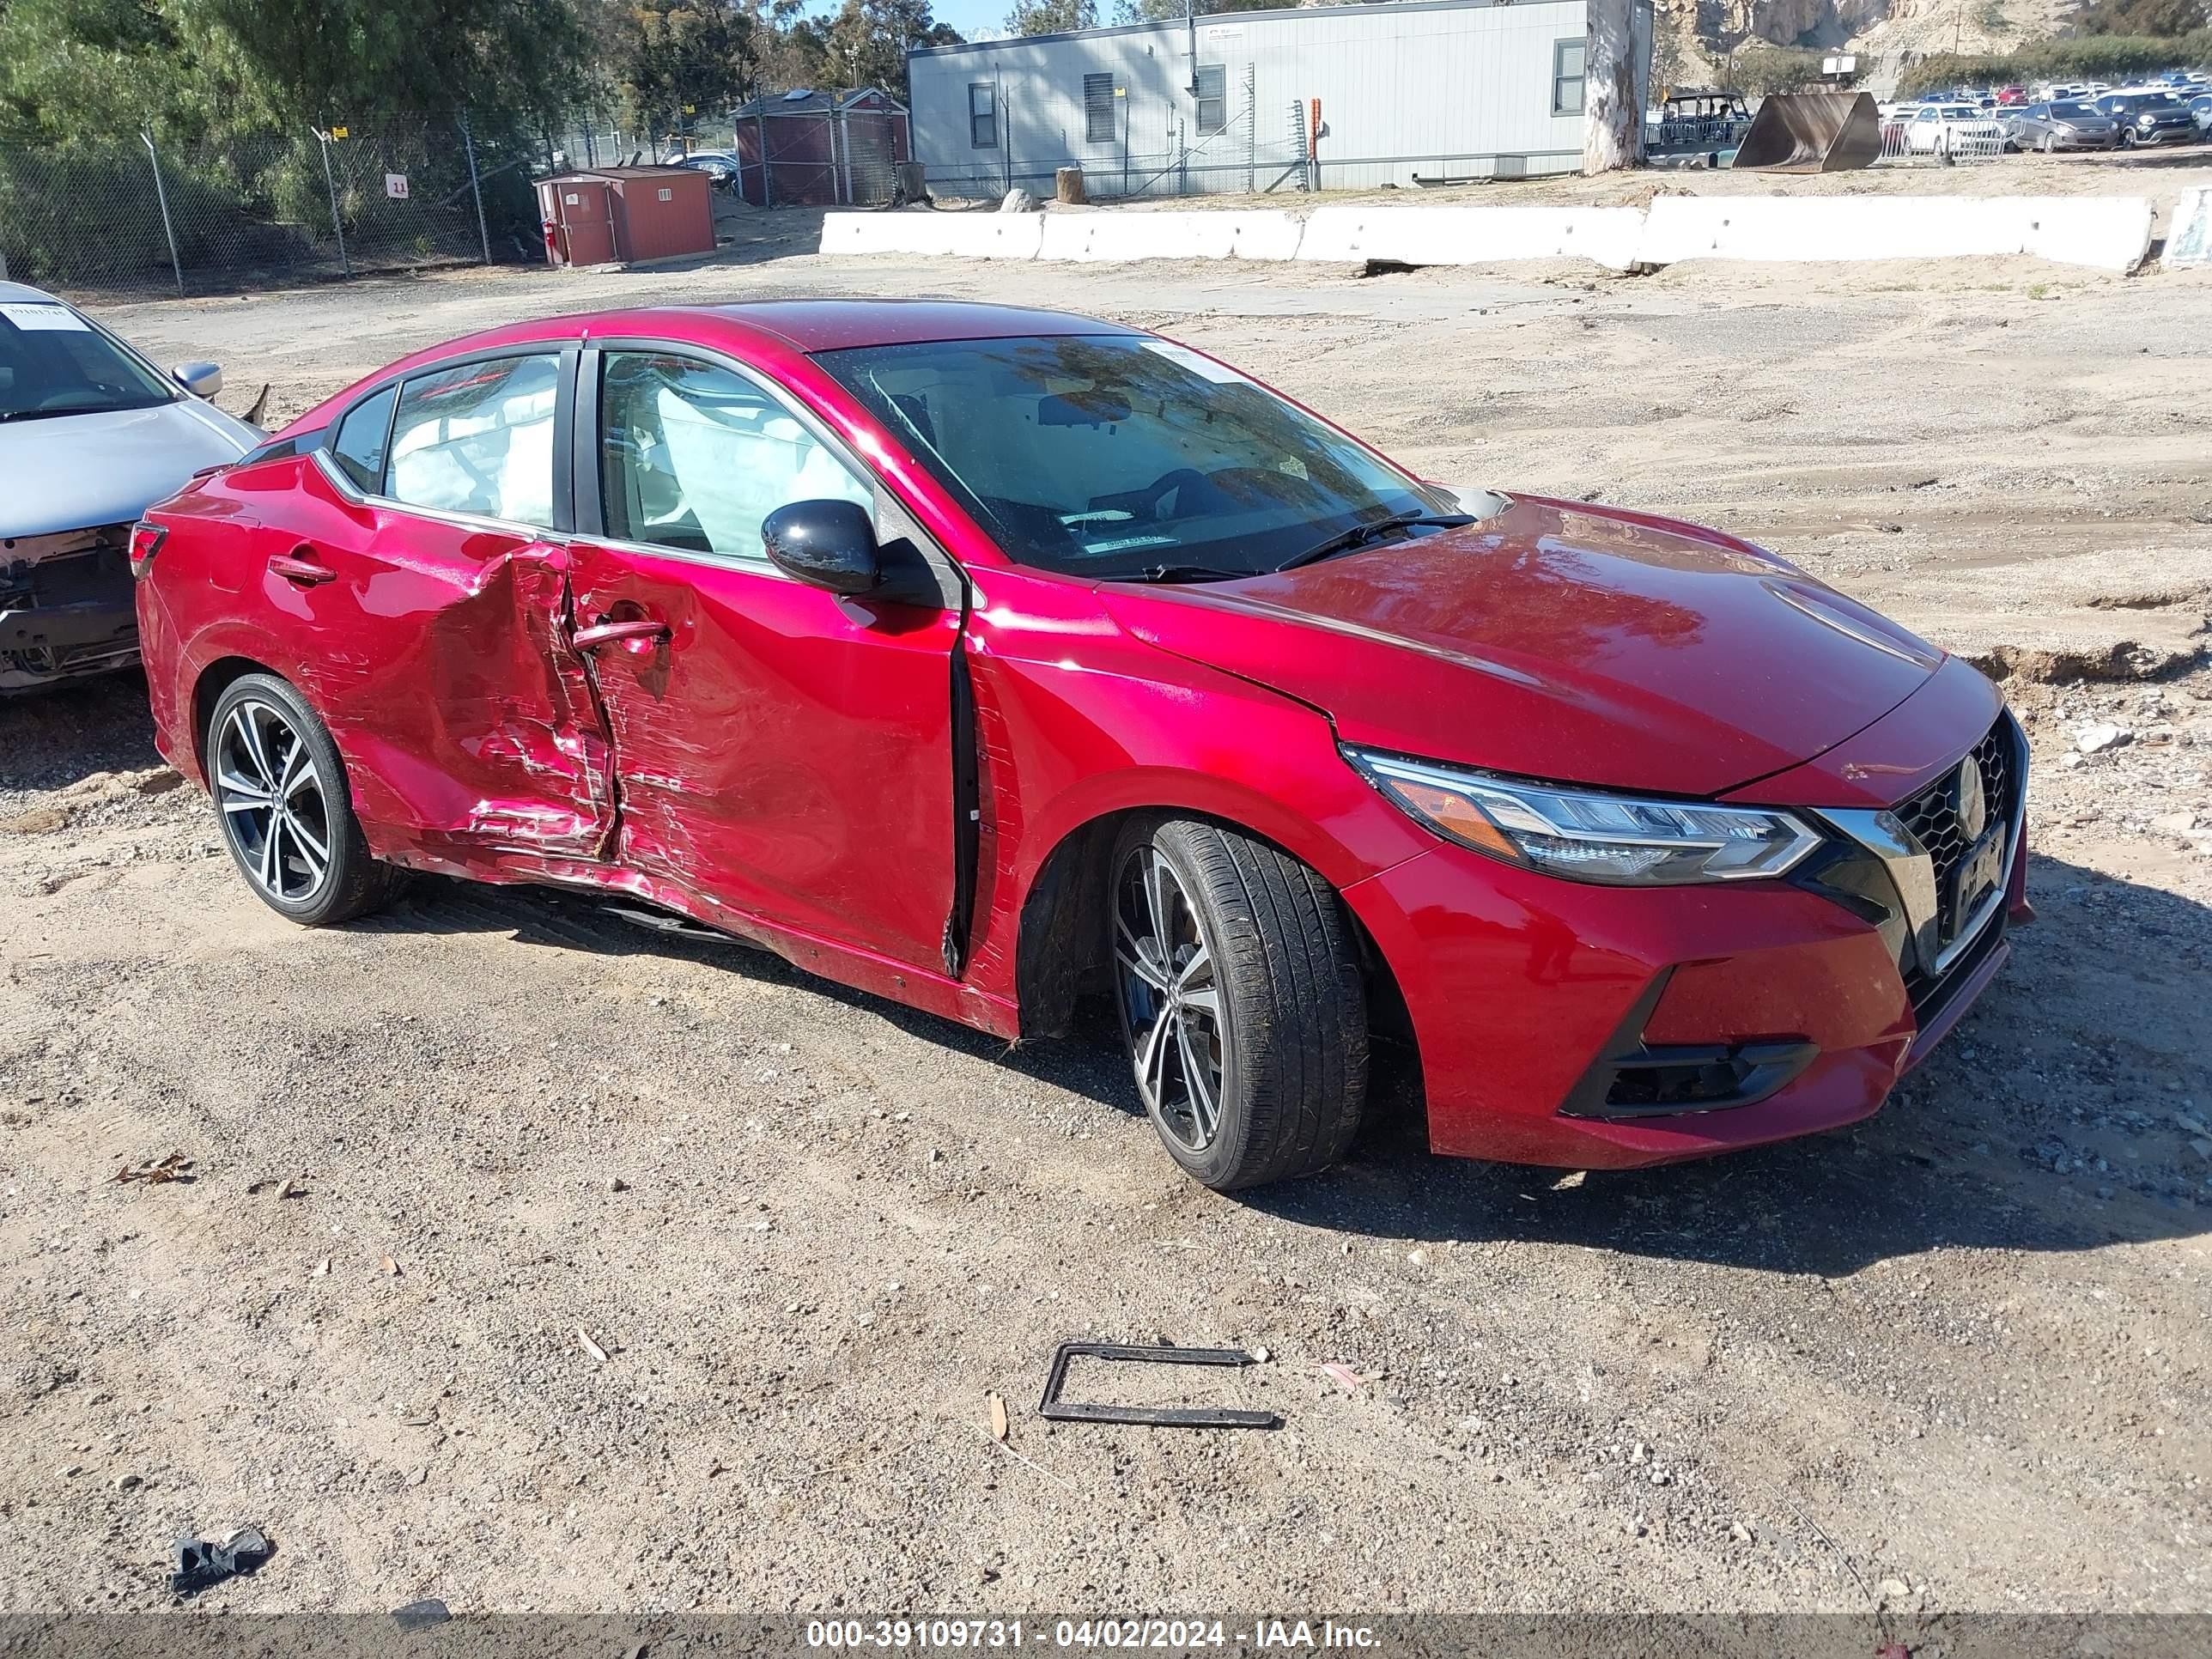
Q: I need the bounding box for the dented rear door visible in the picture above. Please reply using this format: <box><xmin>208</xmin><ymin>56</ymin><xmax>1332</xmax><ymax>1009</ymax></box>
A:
<box><xmin>274</xmin><ymin>348</ymin><xmax>617</xmax><ymax>867</ymax></box>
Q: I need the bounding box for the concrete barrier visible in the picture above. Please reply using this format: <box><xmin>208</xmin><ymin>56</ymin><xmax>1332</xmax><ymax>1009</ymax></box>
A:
<box><xmin>1637</xmin><ymin>194</ymin><xmax>2153</xmax><ymax>274</ymax></box>
<box><xmin>2164</xmin><ymin>186</ymin><xmax>2212</xmax><ymax>270</ymax></box>
<box><xmin>817</xmin><ymin>211</ymin><xmax>1042</xmax><ymax>260</ymax></box>
<box><xmin>1036</xmin><ymin>210</ymin><xmax>1304</xmax><ymax>262</ymax></box>
<box><xmin>1297</xmin><ymin>204</ymin><xmax>1644</xmax><ymax>272</ymax></box>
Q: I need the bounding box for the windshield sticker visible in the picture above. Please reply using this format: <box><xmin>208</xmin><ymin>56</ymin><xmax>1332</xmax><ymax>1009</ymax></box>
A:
<box><xmin>1141</xmin><ymin>341</ymin><xmax>1247</xmax><ymax>385</ymax></box>
<box><xmin>0</xmin><ymin>301</ymin><xmax>90</xmax><ymax>332</ymax></box>
<box><xmin>1082</xmin><ymin>534</ymin><xmax>1180</xmax><ymax>554</ymax></box>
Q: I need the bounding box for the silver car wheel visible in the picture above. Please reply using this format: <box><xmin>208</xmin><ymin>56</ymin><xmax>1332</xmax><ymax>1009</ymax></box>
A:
<box><xmin>1113</xmin><ymin>844</ymin><xmax>1228</xmax><ymax>1154</ymax></box>
<box><xmin>215</xmin><ymin>699</ymin><xmax>334</xmax><ymax>902</ymax></box>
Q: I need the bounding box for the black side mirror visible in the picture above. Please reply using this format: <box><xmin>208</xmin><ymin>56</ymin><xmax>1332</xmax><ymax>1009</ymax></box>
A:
<box><xmin>762</xmin><ymin>498</ymin><xmax>880</xmax><ymax>596</ymax></box>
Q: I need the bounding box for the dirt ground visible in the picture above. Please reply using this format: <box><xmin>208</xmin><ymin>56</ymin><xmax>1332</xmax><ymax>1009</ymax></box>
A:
<box><xmin>3</xmin><ymin>210</ymin><xmax>2210</xmax><ymax>1619</ymax></box>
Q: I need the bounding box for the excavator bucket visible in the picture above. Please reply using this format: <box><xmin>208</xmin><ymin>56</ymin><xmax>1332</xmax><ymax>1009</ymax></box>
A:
<box><xmin>1732</xmin><ymin>91</ymin><xmax>1883</xmax><ymax>173</ymax></box>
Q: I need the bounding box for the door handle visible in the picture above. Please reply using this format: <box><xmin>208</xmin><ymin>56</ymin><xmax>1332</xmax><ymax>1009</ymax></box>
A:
<box><xmin>268</xmin><ymin>549</ymin><xmax>336</xmax><ymax>586</ymax></box>
<box><xmin>573</xmin><ymin>617</ymin><xmax>672</xmax><ymax>653</ymax></box>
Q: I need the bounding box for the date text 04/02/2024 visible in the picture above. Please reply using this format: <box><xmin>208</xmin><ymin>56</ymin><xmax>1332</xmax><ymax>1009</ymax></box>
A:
<box><xmin>802</xmin><ymin>1620</ymin><xmax>1380</xmax><ymax>1649</ymax></box>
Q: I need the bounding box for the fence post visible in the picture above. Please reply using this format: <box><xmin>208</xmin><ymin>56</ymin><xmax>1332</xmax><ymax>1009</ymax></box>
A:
<box><xmin>140</xmin><ymin>130</ymin><xmax>185</xmax><ymax>295</ymax></box>
<box><xmin>317</xmin><ymin>129</ymin><xmax>351</xmax><ymax>276</ymax></box>
<box><xmin>460</xmin><ymin>111</ymin><xmax>492</xmax><ymax>264</ymax></box>
<box><xmin>759</xmin><ymin>110</ymin><xmax>773</xmax><ymax>207</ymax></box>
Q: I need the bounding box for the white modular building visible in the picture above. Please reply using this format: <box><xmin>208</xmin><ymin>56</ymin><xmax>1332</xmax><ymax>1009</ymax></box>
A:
<box><xmin>905</xmin><ymin>0</ymin><xmax>1649</xmax><ymax>200</ymax></box>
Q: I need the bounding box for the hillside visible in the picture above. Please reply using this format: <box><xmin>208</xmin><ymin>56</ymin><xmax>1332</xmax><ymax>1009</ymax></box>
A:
<box><xmin>1655</xmin><ymin>0</ymin><xmax>2081</xmax><ymax>93</ymax></box>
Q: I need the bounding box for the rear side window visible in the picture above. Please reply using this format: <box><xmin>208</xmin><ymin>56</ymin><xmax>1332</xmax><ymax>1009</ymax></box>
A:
<box><xmin>329</xmin><ymin>385</ymin><xmax>397</xmax><ymax>493</ymax></box>
<box><xmin>386</xmin><ymin>354</ymin><xmax>561</xmax><ymax>527</ymax></box>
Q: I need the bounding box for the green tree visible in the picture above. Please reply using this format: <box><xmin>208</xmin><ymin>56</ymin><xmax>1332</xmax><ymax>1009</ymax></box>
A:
<box><xmin>1006</xmin><ymin>0</ymin><xmax>1096</xmax><ymax>35</ymax></box>
<box><xmin>2072</xmin><ymin>0</ymin><xmax>2209</xmax><ymax>35</ymax></box>
<box><xmin>598</xmin><ymin>0</ymin><xmax>757</xmax><ymax>128</ymax></box>
<box><xmin>0</xmin><ymin>0</ymin><xmax>591</xmax><ymax>140</ymax></box>
<box><xmin>818</xmin><ymin>0</ymin><xmax>962</xmax><ymax>91</ymax></box>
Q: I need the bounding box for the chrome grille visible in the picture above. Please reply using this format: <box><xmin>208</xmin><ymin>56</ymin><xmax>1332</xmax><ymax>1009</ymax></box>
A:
<box><xmin>1893</xmin><ymin>715</ymin><xmax>2017</xmax><ymax>943</ymax></box>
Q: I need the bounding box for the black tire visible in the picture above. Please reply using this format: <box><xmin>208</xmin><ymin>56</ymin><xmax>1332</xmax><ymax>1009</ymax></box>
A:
<box><xmin>205</xmin><ymin>672</ymin><xmax>404</xmax><ymax>927</ymax></box>
<box><xmin>1108</xmin><ymin>816</ymin><xmax>1367</xmax><ymax>1190</ymax></box>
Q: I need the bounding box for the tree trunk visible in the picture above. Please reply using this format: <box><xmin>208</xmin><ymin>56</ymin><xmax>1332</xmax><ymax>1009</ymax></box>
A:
<box><xmin>1583</xmin><ymin>0</ymin><xmax>1644</xmax><ymax>175</ymax></box>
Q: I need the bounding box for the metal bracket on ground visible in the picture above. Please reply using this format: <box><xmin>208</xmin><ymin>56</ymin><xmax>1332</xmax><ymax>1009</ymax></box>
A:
<box><xmin>1037</xmin><ymin>1340</ymin><xmax>1278</xmax><ymax>1430</ymax></box>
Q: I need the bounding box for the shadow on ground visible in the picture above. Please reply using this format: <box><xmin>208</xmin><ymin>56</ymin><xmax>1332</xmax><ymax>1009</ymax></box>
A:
<box><xmin>11</xmin><ymin>675</ymin><xmax>2203</xmax><ymax>1274</ymax></box>
<box><xmin>352</xmin><ymin>842</ymin><xmax>2212</xmax><ymax>1278</ymax></box>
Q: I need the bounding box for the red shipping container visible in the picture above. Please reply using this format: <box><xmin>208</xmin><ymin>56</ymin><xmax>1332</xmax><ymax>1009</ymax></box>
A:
<box><xmin>533</xmin><ymin>166</ymin><xmax>714</xmax><ymax>266</ymax></box>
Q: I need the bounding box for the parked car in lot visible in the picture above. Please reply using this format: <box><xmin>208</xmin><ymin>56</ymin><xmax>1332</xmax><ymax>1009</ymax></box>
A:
<box><xmin>2094</xmin><ymin>91</ymin><xmax>2197</xmax><ymax>145</ymax></box>
<box><xmin>133</xmin><ymin>302</ymin><xmax>2028</xmax><ymax>1190</ymax></box>
<box><xmin>2191</xmin><ymin>93</ymin><xmax>2212</xmax><ymax>137</ymax></box>
<box><xmin>2007</xmin><ymin>100</ymin><xmax>2122</xmax><ymax>151</ymax></box>
<box><xmin>675</xmin><ymin>149</ymin><xmax>743</xmax><ymax>190</ymax></box>
<box><xmin>1905</xmin><ymin>104</ymin><xmax>2007</xmax><ymax>156</ymax></box>
<box><xmin>3</xmin><ymin>282</ymin><xmax>258</xmax><ymax>694</ymax></box>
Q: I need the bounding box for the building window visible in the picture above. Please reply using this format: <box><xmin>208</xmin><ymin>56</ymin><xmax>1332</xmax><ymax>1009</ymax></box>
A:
<box><xmin>1553</xmin><ymin>39</ymin><xmax>1586</xmax><ymax>117</ymax></box>
<box><xmin>1194</xmin><ymin>64</ymin><xmax>1227</xmax><ymax>136</ymax></box>
<box><xmin>969</xmin><ymin>82</ymin><xmax>997</xmax><ymax>149</ymax></box>
<box><xmin>1084</xmin><ymin>73</ymin><xmax>1116</xmax><ymax>145</ymax></box>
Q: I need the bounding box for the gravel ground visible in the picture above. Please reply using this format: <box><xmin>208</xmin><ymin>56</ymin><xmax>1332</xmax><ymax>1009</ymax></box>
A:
<box><xmin>1</xmin><ymin>218</ymin><xmax>2209</xmax><ymax>1618</ymax></box>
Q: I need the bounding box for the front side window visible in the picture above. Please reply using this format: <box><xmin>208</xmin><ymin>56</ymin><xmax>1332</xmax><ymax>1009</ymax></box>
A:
<box><xmin>1553</xmin><ymin>39</ymin><xmax>1586</xmax><ymax>117</ymax></box>
<box><xmin>329</xmin><ymin>385</ymin><xmax>397</xmax><ymax>493</ymax></box>
<box><xmin>0</xmin><ymin>301</ymin><xmax>175</xmax><ymax>422</ymax></box>
<box><xmin>817</xmin><ymin>333</ymin><xmax>1441</xmax><ymax>581</ymax></box>
<box><xmin>1194</xmin><ymin>64</ymin><xmax>1227</xmax><ymax>137</ymax></box>
<box><xmin>599</xmin><ymin>352</ymin><xmax>872</xmax><ymax>562</ymax></box>
<box><xmin>386</xmin><ymin>354</ymin><xmax>560</xmax><ymax>526</ymax></box>
<box><xmin>969</xmin><ymin>82</ymin><xmax>997</xmax><ymax>149</ymax></box>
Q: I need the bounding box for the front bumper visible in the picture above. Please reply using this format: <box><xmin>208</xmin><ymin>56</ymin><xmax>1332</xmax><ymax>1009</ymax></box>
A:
<box><xmin>0</xmin><ymin>525</ymin><xmax>140</xmax><ymax>691</ymax></box>
<box><xmin>1341</xmin><ymin>684</ymin><xmax>2027</xmax><ymax>1170</ymax></box>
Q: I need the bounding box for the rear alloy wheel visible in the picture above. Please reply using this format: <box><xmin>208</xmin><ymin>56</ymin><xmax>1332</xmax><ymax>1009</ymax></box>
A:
<box><xmin>208</xmin><ymin>673</ymin><xmax>403</xmax><ymax>926</ymax></box>
<box><xmin>1109</xmin><ymin>817</ymin><xmax>1367</xmax><ymax>1190</ymax></box>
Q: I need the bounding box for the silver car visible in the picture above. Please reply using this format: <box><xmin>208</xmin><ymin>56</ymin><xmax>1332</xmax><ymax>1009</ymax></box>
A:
<box><xmin>2008</xmin><ymin>100</ymin><xmax>2121</xmax><ymax>152</ymax></box>
<box><xmin>2</xmin><ymin>282</ymin><xmax>261</xmax><ymax>692</ymax></box>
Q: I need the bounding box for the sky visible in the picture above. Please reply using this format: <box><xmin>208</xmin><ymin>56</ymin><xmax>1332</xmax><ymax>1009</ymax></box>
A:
<box><xmin>920</xmin><ymin>0</ymin><xmax>1012</xmax><ymax>41</ymax></box>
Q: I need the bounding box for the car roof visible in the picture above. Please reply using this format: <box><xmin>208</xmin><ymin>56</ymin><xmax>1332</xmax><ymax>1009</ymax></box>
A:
<box><xmin>280</xmin><ymin>301</ymin><xmax>1136</xmax><ymax>438</ymax></box>
<box><xmin>0</xmin><ymin>280</ymin><xmax>64</xmax><ymax>305</ymax></box>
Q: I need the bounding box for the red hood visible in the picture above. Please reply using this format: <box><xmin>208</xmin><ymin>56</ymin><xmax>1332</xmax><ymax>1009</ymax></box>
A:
<box><xmin>1100</xmin><ymin>496</ymin><xmax>1944</xmax><ymax>799</ymax></box>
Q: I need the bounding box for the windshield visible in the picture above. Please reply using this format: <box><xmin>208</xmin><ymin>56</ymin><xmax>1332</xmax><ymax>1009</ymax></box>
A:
<box><xmin>0</xmin><ymin>300</ymin><xmax>176</xmax><ymax>422</ymax></box>
<box><xmin>816</xmin><ymin>332</ymin><xmax>1447</xmax><ymax>580</ymax></box>
<box><xmin>2051</xmin><ymin>102</ymin><xmax>2100</xmax><ymax>118</ymax></box>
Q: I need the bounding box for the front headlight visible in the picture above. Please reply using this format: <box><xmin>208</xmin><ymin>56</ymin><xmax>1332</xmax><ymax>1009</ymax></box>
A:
<box><xmin>1345</xmin><ymin>747</ymin><xmax>1823</xmax><ymax>886</ymax></box>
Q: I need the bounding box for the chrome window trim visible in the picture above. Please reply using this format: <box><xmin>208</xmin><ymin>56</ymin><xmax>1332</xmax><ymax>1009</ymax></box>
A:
<box><xmin>309</xmin><ymin>344</ymin><xmax>575</xmax><ymax>536</ymax></box>
<box><xmin>308</xmin><ymin>446</ymin><xmax>569</xmax><ymax>543</ymax></box>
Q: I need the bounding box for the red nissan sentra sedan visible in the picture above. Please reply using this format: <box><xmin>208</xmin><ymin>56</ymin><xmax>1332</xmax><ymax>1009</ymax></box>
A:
<box><xmin>131</xmin><ymin>302</ymin><xmax>2029</xmax><ymax>1190</ymax></box>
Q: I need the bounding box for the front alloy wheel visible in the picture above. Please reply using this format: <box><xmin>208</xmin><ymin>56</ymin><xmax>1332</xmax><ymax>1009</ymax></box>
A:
<box><xmin>1115</xmin><ymin>842</ymin><xmax>1227</xmax><ymax>1154</ymax></box>
<box><xmin>1108</xmin><ymin>817</ymin><xmax>1368</xmax><ymax>1190</ymax></box>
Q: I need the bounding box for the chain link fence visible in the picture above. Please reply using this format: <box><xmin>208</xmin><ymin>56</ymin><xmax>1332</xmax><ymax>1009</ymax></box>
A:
<box><xmin>0</xmin><ymin>117</ymin><xmax>522</xmax><ymax>301</ymax></box>
<box><xmin>551</xmin><ymin>120</ymin><xmax>659</xmax><ymax>170</ymax></box>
